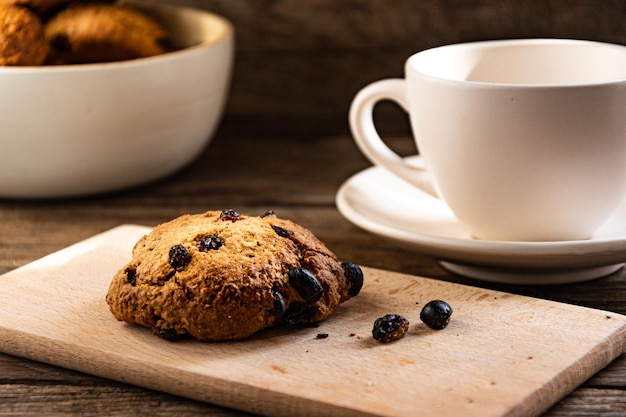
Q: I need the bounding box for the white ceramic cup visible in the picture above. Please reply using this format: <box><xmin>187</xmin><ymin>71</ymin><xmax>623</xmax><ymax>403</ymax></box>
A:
<box><xmin>350</xmin><ymin>39</ymin><xmax>626</xmax><ymax>242</ymax></box>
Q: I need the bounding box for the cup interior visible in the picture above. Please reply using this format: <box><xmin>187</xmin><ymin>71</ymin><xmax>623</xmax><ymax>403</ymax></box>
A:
<box><xmin>409</xmin><ymin>39</ymin><xmax>626</xmax><ymax>85</ymax></box>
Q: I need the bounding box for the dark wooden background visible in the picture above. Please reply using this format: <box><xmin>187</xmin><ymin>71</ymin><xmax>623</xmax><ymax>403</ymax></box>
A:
<box><xmin>164</xmin><ymin>0</ymin><xmax>625</xmax><ymax>137</ymax></box>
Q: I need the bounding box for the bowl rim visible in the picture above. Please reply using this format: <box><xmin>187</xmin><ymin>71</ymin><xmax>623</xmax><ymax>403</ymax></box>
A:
<box><xmin>0</xmin><ymin>0</ymin><xmax>234</xmax><ymax>74</ymax></box>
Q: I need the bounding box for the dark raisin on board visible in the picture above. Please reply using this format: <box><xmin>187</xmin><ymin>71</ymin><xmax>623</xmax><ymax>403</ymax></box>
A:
<box><xmin>219</xmin><ymin>209</ymin><xmax>241</xmax><ymax>222</ymax></box>
<box><xmin>420</xmin><ymin>300</ymin><xmax>453</xmax><ymax>330</ymax></box>
<box><xmin>372</xmin><ymin>314</ymin><xmax>410</xmax><ymax>343</ymax></box>
<box><xmin>197</xmin><ymin>235</ymin><xmax>224</xmax><ymax>252</ymax></box>
<box><xmin>341</xmin><ymin>262</ymin><xmax>364</xmax><ymax>296</ymax></box>
<box><xmin>168</xmin><ymin>244</ymin><xmax>190</xmax><ymax>270</ymax></box>
<box><xmin>288</xmin><ymin>267</ymin><xmax>324</xmax><ymax>303</ymax></box>
<box><xmin>316</xmin><ymin>333</ymin><xmax>329</xmax><ymax>339</ymax></box>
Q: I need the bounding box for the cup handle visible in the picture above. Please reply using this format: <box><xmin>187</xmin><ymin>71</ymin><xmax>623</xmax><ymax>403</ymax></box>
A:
<box><xmin>349</xmin><ymin>78</ymin><xmax>438</xmax><ymax>197</ymax></box>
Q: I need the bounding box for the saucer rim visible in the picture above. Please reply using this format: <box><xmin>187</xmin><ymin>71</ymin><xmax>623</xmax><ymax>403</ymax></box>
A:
<box><xmin>336</xmin><ymin>157</ymin><xmax>626</xmax><ymax>271</ymax></box>
<box><xmin>440</xmin><ymin>261</ymin><xmax>623</xmax><ymax>286</ymax></box>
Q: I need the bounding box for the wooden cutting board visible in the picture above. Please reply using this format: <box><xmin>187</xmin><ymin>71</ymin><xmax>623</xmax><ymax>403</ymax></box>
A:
<box><xmin>0</xmin><ymin>225</ymin><xmax>625</xmax><ymax>417</ymax></box>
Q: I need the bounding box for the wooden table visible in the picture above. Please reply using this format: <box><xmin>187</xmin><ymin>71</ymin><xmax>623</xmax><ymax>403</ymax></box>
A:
<box><xmin>1</xmin><ymin>119</ymin><xmax>624</xmax><ymax>416</ymax></box>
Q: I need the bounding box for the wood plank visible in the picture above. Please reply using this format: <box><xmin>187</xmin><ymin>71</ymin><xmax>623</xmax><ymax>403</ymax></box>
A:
<box><xmin>170</xmin><ymin>0</ymin><xmax>626</xmax><ymax>136</ymax></box>
<box><xmin>0</xmin><ymin>226</ymin><xmax>624</xmax><ymax>417</ymax></box>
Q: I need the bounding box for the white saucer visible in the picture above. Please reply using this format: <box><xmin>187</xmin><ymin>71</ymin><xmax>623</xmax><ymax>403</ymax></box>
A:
<box><xmin>336</xmin><ymin>156</ymin><xmax>626</xmax><ymax>285</ymax></box>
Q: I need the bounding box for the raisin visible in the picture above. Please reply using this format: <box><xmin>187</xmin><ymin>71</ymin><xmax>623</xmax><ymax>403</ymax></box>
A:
<box><xmin>220</xmin><ymin>209</ymin><xmax>241</xmax><ymax>222</ymax></box>
<box><xmin>168</xmin><ymin>244</ymin><xmax>190</xmax><ymax>270</ymax></box>
<box><xmin>372</xmin><ymin>314</ymin><xmax>410</xmax><ymax>343</ymax></box>
<box><xmin>153</xmin><ymin>327</ymin><xmax>186</xmax><ymax>341</ymax></box>
<box><xmin>50</xmin><ymin>34</ymin><xmax>71</xmax><ymax>52</ymax></box>
<box><xmin>261</xmin><ymin>210</ymin><xmax>275</xmax><ymax>218</ymax></box>
<box><xmin>197</xmin><ymin>235</ymin><xmax>224</xmax><ymax>252</ymax></box>
<box><xmin>316</xmin><ymin>333</ymin><xmax>329</xmax><ymax>339</ymax></box>
<box><xmin>272</xmin><ymin>225</ymin><xmax>293</xmax><ymax>237</ymax></box>
<box><xmin>283</xmin><ymin>302</ymin><xmax>317</xmax><ymax>326</ymax></box>
<box><xmin>184</xmin><ymin>288</ymin><xmax>195</xmax><ymax>300</ymax></box>
<box><xmin>288</xmin><ymin>267</ymin><xmax>324</xmax><ymax>303</ymax></box>
<box><xmin>125</xmin><ymin>267</ymin><xmax>137</xmax><ymax>286</ymax></box>
<box><xmin>270</xmin><ymin>288</ymin><xmax>286</xmax><ymax>319</ymax></box>
<box><xmin>341</xmin><ymin>262</ymin><xmax>363</xmax><ymax>296</ymax></box>
<box><xmin>420</xmin><ymin>300</ymin><xmax>452</xmax><ymax>330</ymax></box>
<box><xmin>157</xmin><ymin>36</ymin><xmax>173</xmax><ymax>51</ymax></box>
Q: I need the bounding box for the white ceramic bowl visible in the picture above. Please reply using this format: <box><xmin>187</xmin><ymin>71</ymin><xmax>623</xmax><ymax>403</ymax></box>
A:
<box><xmin>0</xmin><ymin>0</ymin><xmax>234</xmax><ymax>198</ymax></box>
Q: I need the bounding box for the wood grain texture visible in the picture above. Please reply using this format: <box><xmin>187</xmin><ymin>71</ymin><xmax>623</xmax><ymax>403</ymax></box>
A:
<box><xmin>0</xmin><ymin>225</ymin><xmax>624</xmax><ymax>417</ymax></box>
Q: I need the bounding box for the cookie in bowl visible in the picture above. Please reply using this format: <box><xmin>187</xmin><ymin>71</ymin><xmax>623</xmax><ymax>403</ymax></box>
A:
<box><xmin>0</xmin><ymin>4</ymin><xmax>48</xmax><ymax>65</ymax></box>
<box><xmin>1</xmin><ymin>0</ymin><xmax>86</xmax><ymax>18</ymax></box>
<box><xmin>45</xmin><ymin>3</ymin><xmax>170</xmax><ymax>64</ymax></box>
<box><xmin>106</xmin><ymin>210</ymin><xmax>364</xmax><ymax>341</ymax></box>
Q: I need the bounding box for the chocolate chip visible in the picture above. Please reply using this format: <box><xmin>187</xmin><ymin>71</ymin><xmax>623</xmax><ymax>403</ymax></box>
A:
<box><xmin>341</xmin><ymin>262</ymin><xmax>364</xmax><ymax>296</ymax></box>
<box><xmin>288</xmin><ymin>267</ymin><xmax>324</xmax><ymax>303</ymax></box>
<box><xmin>197</xmin><ymin>235</ymin><xmax>224</xmax><ymax>252</ymax></box>
<box><xmin>125</xmin><ymin>267</ymin><xmax>137</xmax><ymax>286</ymax></box>
<box><xmin>272</xmin><ymin>225</ymin><xmax>293</xmax><ymax>238</ymax></box>
<box><xmin>219</xmin><ymin>209</ymin><xmax>241</xmax><ymax>222</ymax></box>
<box><xmin>168</xmin><ymin>244</ymin><xmax>190</xmax><ymax>270</ymax></box>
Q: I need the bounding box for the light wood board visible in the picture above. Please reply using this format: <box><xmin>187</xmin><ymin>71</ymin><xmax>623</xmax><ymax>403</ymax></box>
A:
<box><xmin>0</xmin><ymin>225</ymin><xmax>624</xmax><ymax>417</ymax></box>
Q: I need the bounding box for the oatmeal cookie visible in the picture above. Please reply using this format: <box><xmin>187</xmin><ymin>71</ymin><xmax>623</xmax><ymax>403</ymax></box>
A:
<box><xmin>106</xmin><ymin>209</ymin><xmax>364</xmax><ymax>341</ymax></box>
<box><xmin>0</xmin><ymin>0</ymin><xmax>76</xmax><ymax>18</ymax></box>
<box><xmin>0</xmin><ymin>4</ymin><xmax>48</xmax><ymax>65</ymax></box>
<box><xmin>45</xmin><ymin>3</ymin><xmax>169</xmax><ymax>64</ymax></box>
